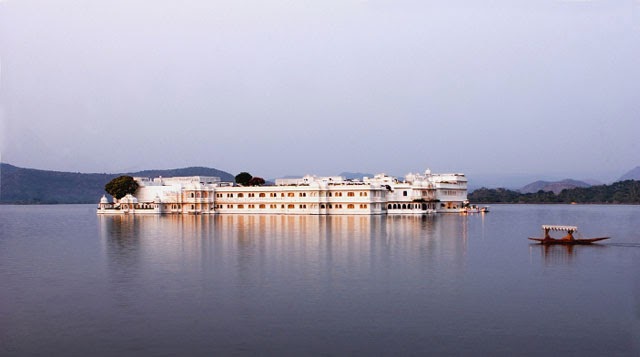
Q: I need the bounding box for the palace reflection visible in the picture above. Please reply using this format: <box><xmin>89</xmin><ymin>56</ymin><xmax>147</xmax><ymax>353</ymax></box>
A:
<box><xmin>98</xmin><ymin>214</ymin><xmax>473</xmax><ymax>286</ymax></box>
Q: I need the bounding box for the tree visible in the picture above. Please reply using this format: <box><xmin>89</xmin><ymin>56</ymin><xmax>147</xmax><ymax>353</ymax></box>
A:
<box><xmin>235</xmin><ymin>172</ymin><xmax>253</xmax><ymax>186</ymax></box>
<box><xmin>247</xmin><ymin>177</ymin><xmax>266</xmax><ymax>186</ymax></box>
<box><xmin>105</xmin><ymin>175</ymin><xmax>139</xmax><ymax>199</ymax></box>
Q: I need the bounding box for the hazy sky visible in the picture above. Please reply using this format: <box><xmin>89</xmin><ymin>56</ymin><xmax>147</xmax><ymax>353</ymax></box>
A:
<box><xmin>1</xmin><ymin>0</ymin><xmax>639</xmax><ymax>184</ymax></box>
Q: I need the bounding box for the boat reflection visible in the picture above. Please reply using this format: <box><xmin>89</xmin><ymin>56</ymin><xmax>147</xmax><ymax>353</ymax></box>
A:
<box><xmin>532</xmin><ymin>243</ymin><xmax>607</xmax><ymax>265</ymax></box>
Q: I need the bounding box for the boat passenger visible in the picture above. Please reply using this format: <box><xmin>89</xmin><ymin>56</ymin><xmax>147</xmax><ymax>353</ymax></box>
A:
<box><xmin>561</xmin><ymin>229</ymin><xmax>575</xmax><ymax>241</ymax></box>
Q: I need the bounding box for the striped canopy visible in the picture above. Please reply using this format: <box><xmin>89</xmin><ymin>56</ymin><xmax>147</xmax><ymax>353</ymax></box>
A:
<box><xmin>542</xmin><ymin>225</ymin><xmax>578</xmax><ymax>232</ymax></box>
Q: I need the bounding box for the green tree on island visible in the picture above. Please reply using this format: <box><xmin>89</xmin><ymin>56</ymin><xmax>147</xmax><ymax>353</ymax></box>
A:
<box><xmin>104</xmin><ymin>175</ymin><xmax>139</xmax><ymax>199</ymax></box>
<box><xmin>235</xmin><ymin>172</ymin><xmax>253</xmax><ymax>186</ymax></box>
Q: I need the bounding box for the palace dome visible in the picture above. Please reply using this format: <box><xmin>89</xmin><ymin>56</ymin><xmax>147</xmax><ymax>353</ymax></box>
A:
<box><xmin>119</xmin><ymin>194</ymin><xmax>138</xmax><ymax>204</ymax></box>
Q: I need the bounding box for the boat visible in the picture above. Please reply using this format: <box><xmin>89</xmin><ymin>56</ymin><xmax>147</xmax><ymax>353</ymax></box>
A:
<box><xmin>528</xmin><ymin>225</ymin><xmax>609</xmax><ymax>245</ymax></box>
<box><xmin>460</xmin><ymin>205</ymin><xmax>490</xmax><ymax>214</ymax></box>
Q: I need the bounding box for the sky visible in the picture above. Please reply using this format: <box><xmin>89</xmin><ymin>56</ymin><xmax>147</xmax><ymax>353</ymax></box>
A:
<box><xmin>1</xmin><ymin>0</ymin><xmax>639</xmax><ymax>186</ymax></box>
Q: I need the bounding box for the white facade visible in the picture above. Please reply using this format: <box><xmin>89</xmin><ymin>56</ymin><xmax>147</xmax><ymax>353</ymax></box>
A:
<box><xmin>97</xmin><ymin>170</ymin><xmax>469</xmax><ymax>215</ymax></box>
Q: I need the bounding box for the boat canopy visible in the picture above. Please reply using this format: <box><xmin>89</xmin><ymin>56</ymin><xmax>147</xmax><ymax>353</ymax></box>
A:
<box><xmin>542</xmin><ymin>225</ymin><xmax>578</xmax><ymax>232</ymax></box>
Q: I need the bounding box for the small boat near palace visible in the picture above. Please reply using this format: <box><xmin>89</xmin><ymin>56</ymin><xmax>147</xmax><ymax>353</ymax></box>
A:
<box><xmin>528</xmin><ymin>225</ymin><xmax>609</xmax><ymax>245</ymax></box>
<box><xmin>460</xmin><ymin>205</ymin><xmax>489</xmax><ymax>214</ymax></box>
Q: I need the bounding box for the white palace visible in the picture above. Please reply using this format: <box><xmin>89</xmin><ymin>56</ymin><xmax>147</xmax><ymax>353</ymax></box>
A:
<box><xmin>97</xmin><ymin>170</ymin><xmax>470</xmax><ymax>215</ymax></box>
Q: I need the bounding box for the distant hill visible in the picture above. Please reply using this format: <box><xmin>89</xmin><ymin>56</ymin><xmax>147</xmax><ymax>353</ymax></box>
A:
<box><xmin>338</xmin><ymin>172</ymin><xmax>374</xmax><ymax>180</ymax></box>
<box><xmin>470</xmin><ymin>180</ymin><xmax>640</xmax><ymax>204</ymax></box>
<box><xmin>619</xmin><ymin>166</ymin><xmax>640</xmax><ymax>181</ymax></box>
<box><xmin>519</xmin><ymin>179</ymin><xmax>591</xmax><ymax>194</ymax></box>
<box><xmin>0</xmin><ymin>163</ymin><xmax>234</xmax><ymax>204</ymax></box>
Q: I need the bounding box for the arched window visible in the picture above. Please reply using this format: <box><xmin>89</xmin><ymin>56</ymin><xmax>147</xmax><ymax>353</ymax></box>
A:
<box><xmin>402</xmin><ymin>204</ymin><xmax>406</xmax><ymax>209</ymax></box>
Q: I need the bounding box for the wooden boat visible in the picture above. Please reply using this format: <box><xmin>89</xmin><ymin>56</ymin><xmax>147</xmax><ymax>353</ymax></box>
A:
<box><xmin>528</xmin><ymin>225</ymin><xmax>609</xmax><ymax>245</ymax></box>
<box><xmin>460</xmin><ymin>205</ymin><xmax>490</xmax><ymax>214</ymax></box>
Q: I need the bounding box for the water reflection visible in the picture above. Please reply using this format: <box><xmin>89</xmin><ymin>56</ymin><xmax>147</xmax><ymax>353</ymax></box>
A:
<box><xmin>97</xmin><ymin>214</ymin><xmax>472</xmax><ymax>278</ymax></box>
<box><xmin>530</xmin><ymin>243</ymin><xmax>607</xmax><ymax>265</ymax></box>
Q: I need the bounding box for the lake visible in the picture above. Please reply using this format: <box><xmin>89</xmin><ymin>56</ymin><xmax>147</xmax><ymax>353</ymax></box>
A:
<box><xmin>1</xmin><ymin>204</ymin><xmax>638</xmax><ymax>356</ymax></box>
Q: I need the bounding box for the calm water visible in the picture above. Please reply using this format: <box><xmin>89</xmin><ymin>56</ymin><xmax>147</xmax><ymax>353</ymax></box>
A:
<box><xmin>1</xmin><ymin>204</ymin><xmax>639</xmax><ymax>356</ymax></box>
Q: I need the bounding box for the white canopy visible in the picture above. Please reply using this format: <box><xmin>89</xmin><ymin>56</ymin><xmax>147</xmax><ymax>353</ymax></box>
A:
<box><xmin>542</xmin><ymin>225</ymin><xmax>578</xmax><ymax>232</ymax></box>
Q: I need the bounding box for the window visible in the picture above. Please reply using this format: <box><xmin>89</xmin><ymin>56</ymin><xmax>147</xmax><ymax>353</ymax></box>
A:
<box><xmin>248</xmin><ymin>193</ymin><xmax>255</xmax><ymax>198</ymax></box>
<box><xmin>259</xmin><ymin>204</ymin><xmax>266</xmax><ymax>209</ymax></box>
<box><xmin>403</xmin><ymin>191</ymin><xmax>408</xmax><ymax>197</ymax></box>
<box><xmin>238</xmin><ymin>193</ymin><xmax>244</xmax><ymax>198</ymax></box>
<box><xmin>347</xmin><ymin>192</ymin><xmax>355</xmax><ymax>197</ymax></box>
<box><xmin>287</xmin><ymin>204</ymin><xmax>294</xmax><ymax>209</ymax></box>
<box><xmin>288</xmin><ymin>192</ymin><xmax>295</xmax><ymax>197</ymax></box>
<box><xmin>347</xmin><ymin>204</ymin><xmax>354</xmax><ymax>209</ymax></box>
<box><xmin>238</xmin><ymin>204</ymin><xmax>244</xmax><ymax>209</ymax></box>
<box><xmin>259</xmin><ymin>193</ymin><xmax>266</xmax><ymax>198</ymax></box>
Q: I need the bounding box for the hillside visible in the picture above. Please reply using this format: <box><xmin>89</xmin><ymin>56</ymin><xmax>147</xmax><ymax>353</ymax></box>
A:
<box><xmin>519</xmin><ymin>179</ymin><xmax>591</xmax><ymax>194</ymax></box>
<box><xmin>619</xmin><ymin>166</ymin><xmax>640</xmax><ymax>181</ymax></box>
<box><xmin>0</xmin><ymin>163</ymin><xmax>234</xmax><ymax>204</ymax></box>
<box><xmin>470</xmin><ymin>180</ymin><xmax>640</xmax><ymax>204</ymax></box>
